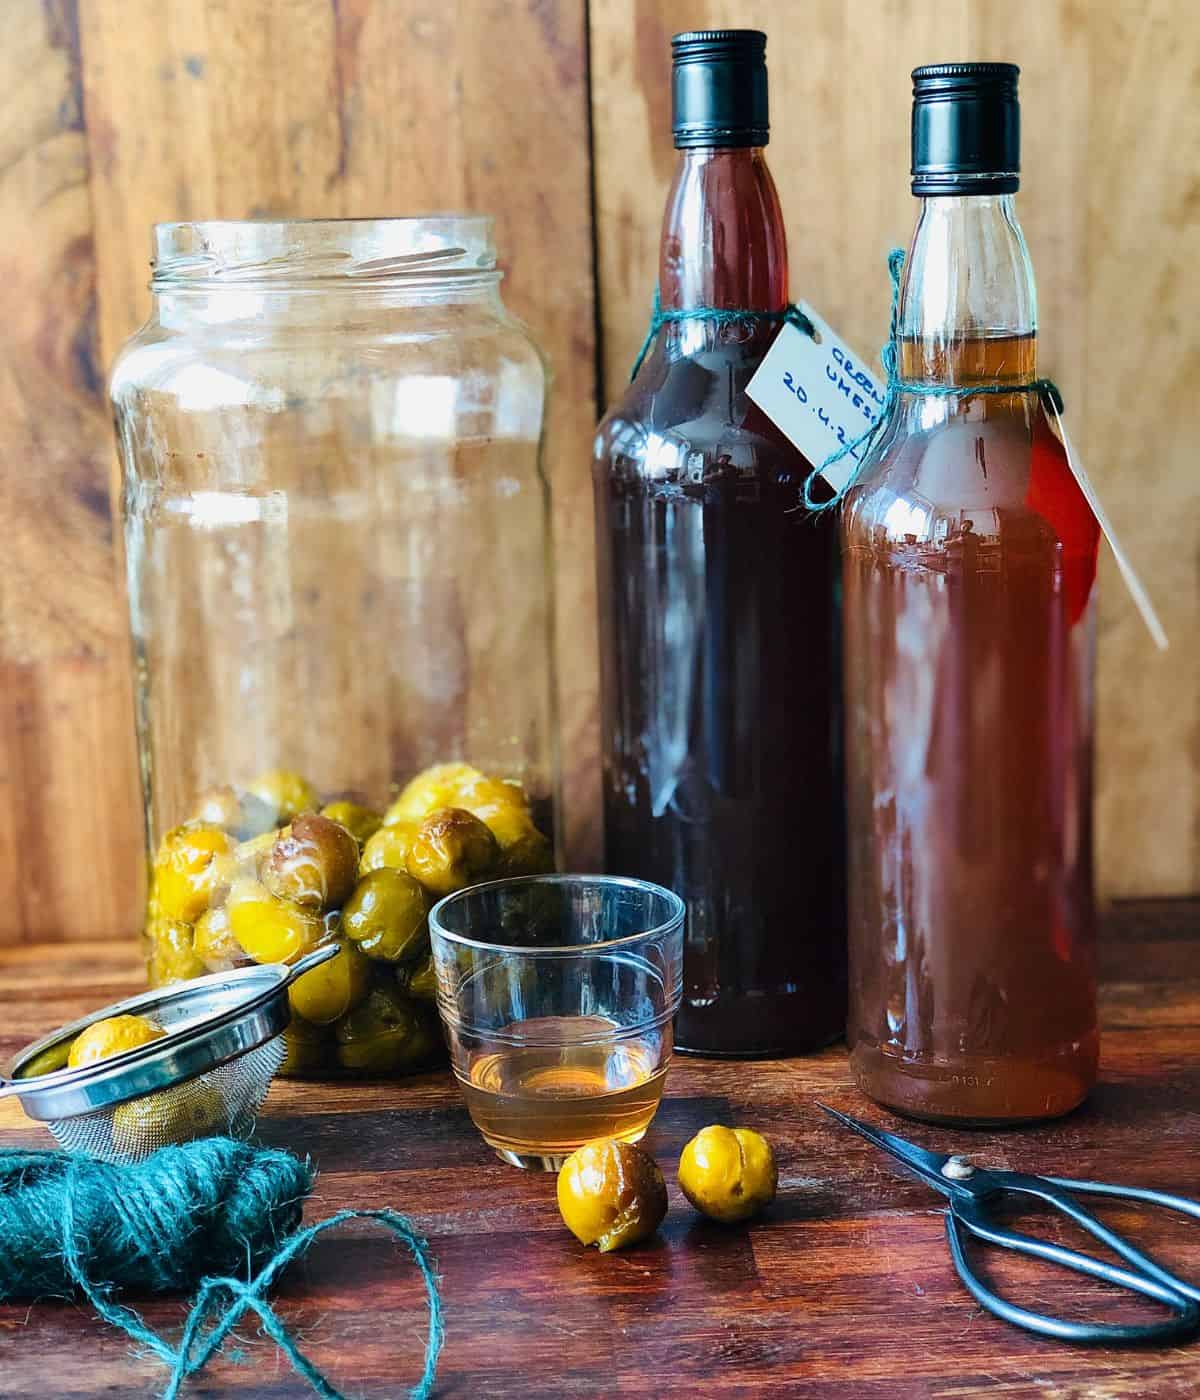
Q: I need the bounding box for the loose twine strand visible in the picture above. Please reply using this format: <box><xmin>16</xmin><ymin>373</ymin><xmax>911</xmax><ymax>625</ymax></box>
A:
<box><xmin>1</xmin><ymin>1142</ymin><xmax>443</xmax><ymax>1400</ymax></box>
<box><xmin>629</xmin><ymin>250</ymin><xmax>1064</xmax><ymax>514</ymax></box>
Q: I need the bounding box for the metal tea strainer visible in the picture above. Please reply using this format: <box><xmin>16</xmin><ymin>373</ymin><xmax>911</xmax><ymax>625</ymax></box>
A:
<box><xmin>0</xmin><ymin>944</ymin><xmax>337</xmax><ymax>1162</ymax></box>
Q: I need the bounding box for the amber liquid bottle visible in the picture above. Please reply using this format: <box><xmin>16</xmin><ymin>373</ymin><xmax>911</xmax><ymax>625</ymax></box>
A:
<box><xmin>844</xmin><ymin>64</ymin><xmax>1101</xmax><ymax>1122</ymax></box>
<box><xmin>593</xmin><ymin>30</ymin><xmax>846</xmax><ymax>1056</ymax></box>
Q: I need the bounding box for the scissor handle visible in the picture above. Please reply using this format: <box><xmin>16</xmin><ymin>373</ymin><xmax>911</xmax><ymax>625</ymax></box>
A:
<box><xmin>1044</xmin><ymin>1176</ymin><xmax>1200</xmax><ymax>1304</ymax></box>
<box><xmin>947</xmin><ymin>1172</ymin><xmax>1200</xmax><ymax>1345</ymax></box>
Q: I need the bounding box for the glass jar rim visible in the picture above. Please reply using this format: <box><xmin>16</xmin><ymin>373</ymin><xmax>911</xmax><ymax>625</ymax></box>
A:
<box><xmin>151</xmin><ymin>215</ymin><xmax>499</xmax><ymax>287</ymax></box>
<box><xmin>428</xmin><ymin>874</ymin><xmax>686</xmax><ymax>957</ymax></box>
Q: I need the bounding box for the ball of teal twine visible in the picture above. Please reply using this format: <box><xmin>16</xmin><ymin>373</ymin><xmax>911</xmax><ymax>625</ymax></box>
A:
<box><xmin>628</xmin><ymin>286</ymin><xmax>815</xmax><ymax>381</ymax></box>
<box><xmin>0</xmin><ymin>1139</ymin><xmax>443</xmax><ymax>1400</ymax></box>
<box><xmin>802</xmin><ymin>248</ymin><xmax>1065</xmax><ymax>511</ymax></box>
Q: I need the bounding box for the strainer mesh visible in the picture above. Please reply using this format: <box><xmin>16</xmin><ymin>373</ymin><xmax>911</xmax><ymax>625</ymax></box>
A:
<box><xmin>46</xmin><ymin>1035</ymin><xmax>286</xmax><ymax>1162</ymax></box>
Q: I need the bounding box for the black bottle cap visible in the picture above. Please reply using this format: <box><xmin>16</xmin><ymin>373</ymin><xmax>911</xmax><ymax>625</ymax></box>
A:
<box><xmin>911</xmin><ymin>62</ymin><xmax>1020</xmax><ymax>195</ymax></box>
<box><xmin>672</xmin><ymin>30</ymin><xmax>769</xmax><ymax>149</ymax></box>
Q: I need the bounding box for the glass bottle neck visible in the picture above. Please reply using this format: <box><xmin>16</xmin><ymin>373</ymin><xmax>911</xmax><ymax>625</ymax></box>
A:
<box><xmin>897</xmin><ymin>194</ymin><xmax>1037</xmax><ymax>387</ymax></box>
<box><xmin>658</xmin><ymin>147</ymin><xmax>788</xmax><ymax>313</ymax></box>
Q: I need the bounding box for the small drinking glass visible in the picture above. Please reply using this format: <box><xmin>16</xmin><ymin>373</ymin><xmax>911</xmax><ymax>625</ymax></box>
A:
<box><xmin>429</xmin><ymin>875</ymin><xmax>685</xmax><ymax>1169</ymax></box>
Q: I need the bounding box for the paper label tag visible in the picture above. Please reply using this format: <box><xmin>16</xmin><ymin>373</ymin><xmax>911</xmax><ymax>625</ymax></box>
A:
<box><xmin>746</xmin><ymin>302</ymin><xmax>1166</xmax><ymax>649</ymax></box>
<box><xmin>1044</xmin><ymin>399</ymin><xmax>1168</xmax><ymax>650</ymax></box>
<box><xmin>745</xmin><ymin>301</ymin><xmax>885</xmax><ymax>490</ymax></box>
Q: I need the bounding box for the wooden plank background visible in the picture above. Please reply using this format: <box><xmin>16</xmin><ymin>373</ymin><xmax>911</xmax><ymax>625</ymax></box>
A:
<box><xmin>0</xmin><ymin>0</ymin><xmax>1195</xmax><ymax>944</ymax></box>
<box><xmin>591</xmin><ymin>0</ymin><xmax>1200</xmax><ymax>904</ymax></box>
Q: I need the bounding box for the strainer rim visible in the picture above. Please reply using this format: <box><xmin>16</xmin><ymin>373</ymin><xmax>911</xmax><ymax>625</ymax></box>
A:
<box><xmin>5</xmin><ymin>960</ymin><xmax>298</xmax><ymax>1121</ymax></box>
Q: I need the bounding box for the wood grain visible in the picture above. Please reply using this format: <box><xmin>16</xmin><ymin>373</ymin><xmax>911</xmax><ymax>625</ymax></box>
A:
<box><xmin>589</xmin><ymin>0</ymin><xmax>1200</xmax><ymax>899</ymax></box>
<box><xmin>0</xmin><ymin>0</ymin><xmax>144</xmax><ymax>943</ymax></box>
<box><xmin>0</xmin><ymin>0</ymin><xmax>1194</xmax><ymax>946</ymax></box>
<box><xmin>79</xmin><ymin>0</ymin><xmax>600</xmax><ymax>869</ymax></box>
<box><xmin>0</xmin><ymin>900</ymin><xmax>1197</xmax><ymax>1397</ymax></box>
<box><xmin>1</xmin><ymin>0</ymin><xmax>601</xmax><ymax>942</ymax></box>
<box><xmin>1084</xmin><ymin>6</ymin><xmax>1200</xmax><ymax>898</ymax></box>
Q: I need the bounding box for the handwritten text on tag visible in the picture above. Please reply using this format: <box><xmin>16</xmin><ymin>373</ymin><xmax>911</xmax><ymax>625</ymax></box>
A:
<box><xmin>745</xmin><ymin>302</ymin><xmax>885</xmax><ymax>491</ymax></box>
<box><xmin>745</xmin><ymin>299</ymin><xmax>1166</xmax><ymax>650</ymax></box>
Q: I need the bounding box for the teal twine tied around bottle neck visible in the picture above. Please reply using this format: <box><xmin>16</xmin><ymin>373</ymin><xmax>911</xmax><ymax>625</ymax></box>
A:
<box><xmin>802</xmin><ymin>247</ymin><xmax>1066</xmax><ymax>512</ymax></box>
<box><xmin>629</xmin><ymin>286</ymin><xmax>816</xmax><ymax>381</ymax></box>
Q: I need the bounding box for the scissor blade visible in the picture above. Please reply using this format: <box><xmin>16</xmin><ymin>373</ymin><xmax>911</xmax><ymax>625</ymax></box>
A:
<box><xmin>818</xmin><ymin>1103</ymin><xmax>957</xmax><ymax>1196</ymax></box>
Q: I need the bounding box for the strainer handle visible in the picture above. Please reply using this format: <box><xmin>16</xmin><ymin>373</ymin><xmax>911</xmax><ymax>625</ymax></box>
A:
<box><xmin>279</xmin><ymin>942</ymin><xmax>341</xmax><ymax>986</ymax></box>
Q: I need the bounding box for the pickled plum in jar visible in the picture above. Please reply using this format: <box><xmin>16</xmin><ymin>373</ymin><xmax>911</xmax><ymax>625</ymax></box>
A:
<box><xmin>142</xmin><ymin>763</ymin><xmax>554</xmax><ymax>1076</ymax></box>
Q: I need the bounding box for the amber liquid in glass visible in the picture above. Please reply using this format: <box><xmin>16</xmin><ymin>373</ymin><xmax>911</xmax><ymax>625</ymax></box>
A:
<box><xmin>594</xmin><ymin>147</ymin><xmax>846</xmax><ymax>1057</ymax></box>
<box><xmin>459</xmin><ymin>1017</ymin><xmax>667</xmax><ymax>1157</ymax></box>
<box><xmin>844</xmin><ymin>333</ymin><xmax>1099</xmax><ymax>1124</ymax></box>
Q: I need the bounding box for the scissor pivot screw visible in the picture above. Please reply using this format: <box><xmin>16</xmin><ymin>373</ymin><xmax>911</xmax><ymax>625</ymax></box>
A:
<box><xmin>942</xmin><ymin>1156</ymin><xmax>975</xmax><ymax>1180</ymax></box>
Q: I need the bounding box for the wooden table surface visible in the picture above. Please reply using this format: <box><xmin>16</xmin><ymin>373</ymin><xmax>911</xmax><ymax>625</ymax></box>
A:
<box><xmin>0</xmin><ymin>899</ymin><xmax>1196</xmax><ymax>1399</ymax></box>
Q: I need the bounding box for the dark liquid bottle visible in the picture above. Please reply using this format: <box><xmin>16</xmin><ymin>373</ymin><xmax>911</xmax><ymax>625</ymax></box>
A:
<box><xmin>844</xmin><ymin>65</ymin><xmax>1100</xmax><ymax>1122</ymax></box>
<box><xmin>593</xmin><ymin>30</ymin><xmax>846</xmax><ymax>1056</ymax></box>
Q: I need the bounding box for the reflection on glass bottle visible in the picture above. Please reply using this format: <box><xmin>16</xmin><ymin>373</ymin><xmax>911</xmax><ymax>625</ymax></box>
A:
<box><xmin>593</xmin><ymin>31</ymin><xmax>846</xmax><ymax>1056</ymax></box>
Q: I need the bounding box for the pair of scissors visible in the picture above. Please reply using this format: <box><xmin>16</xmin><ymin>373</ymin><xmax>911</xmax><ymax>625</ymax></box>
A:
<box><xmin>821</xmin><ymin>1104</ymin><xmax>1200</xmax><ymax>1344</ymax></box>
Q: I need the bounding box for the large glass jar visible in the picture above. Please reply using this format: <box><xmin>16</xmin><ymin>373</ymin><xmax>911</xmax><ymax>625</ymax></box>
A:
<box><xmin>110</xmin><ymin>218</ymin><xmax>558</xmax><ymax>1078</ymax></box>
